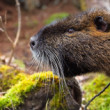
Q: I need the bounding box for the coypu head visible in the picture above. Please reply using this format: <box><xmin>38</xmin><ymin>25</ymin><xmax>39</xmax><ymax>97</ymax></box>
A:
<box><xmin>30</xmin><ymin>8</ymin><xmax>110</xmax><ymax>77</ymax></box>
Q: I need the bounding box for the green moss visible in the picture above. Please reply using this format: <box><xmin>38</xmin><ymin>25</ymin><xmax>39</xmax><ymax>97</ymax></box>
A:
<box><xmin>45</xmin><ymin>13</ymin><xmax>69</xmax><ymax>25</ymax></box>
<box><xmin>83</xmin><ymin>74</ymin><xmax>110</xmax><ymax>110</ymax></box>
<box><xmin>0</xmin><ymin>65</ymin><xmax>28</xmax><ymax>91</ymax></box>
<box><xmin>0</xmin><ymin>71</ymin><xmax>59</xmax><ymax>109</ymax></box>
<box><xmin>0</xmin><ymin>65</ymin><xmax>12</xmax><ymax>73</ymax></box>
<box><xmin>49</xmin><ymin>91</ymin><xmax>67</xmax><ymax>110</ymax></box>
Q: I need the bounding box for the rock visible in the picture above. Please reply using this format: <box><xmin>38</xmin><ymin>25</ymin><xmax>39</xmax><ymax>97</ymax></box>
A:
<box><xmin>0</xmin><ymin>67</ymin><xmax>82</xmax><ymax>110</ymax></box>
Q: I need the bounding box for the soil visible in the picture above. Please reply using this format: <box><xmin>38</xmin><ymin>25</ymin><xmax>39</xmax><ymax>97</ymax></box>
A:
<box><xmin>0</xmin><ymin>1</ymin><xmax>79</xmax><ymax>67</ymax></box>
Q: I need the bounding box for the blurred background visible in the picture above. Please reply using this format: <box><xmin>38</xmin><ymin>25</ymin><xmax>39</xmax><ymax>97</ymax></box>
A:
<box><xmin>0</xmin><ymin>0</ymin><xmax>110</xmax><ymax>69</ymax></box>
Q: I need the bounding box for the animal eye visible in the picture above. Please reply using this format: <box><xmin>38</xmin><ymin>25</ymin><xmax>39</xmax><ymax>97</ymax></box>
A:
<box><xmin>68</xmin><ymin>28</ymin><xmax>75</xmax><ymax>33</ymax></box>
<box><xmin>94</xmin><ymin>16</ymin><xmax>108</xmax><ymax>32</ymax></box>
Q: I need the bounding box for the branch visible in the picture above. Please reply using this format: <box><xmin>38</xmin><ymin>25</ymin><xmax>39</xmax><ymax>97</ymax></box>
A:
<box><xmin>84</xmin><ymin>82</ymin><xmax>110</xmax><ymax>110</ymax></box>
<box><xmin>0</xmin><ymin>16</ymin><xmax>13</xmax><ymax>44</ymax></box>
<box><xmin>14</xmin><ymin>0</ymin><xmax>21</xmax><ymax>47</ymax></box>
<box><xmin>8</xmin><ymin>0</ymin><xmax>21</xmax><ymax>65</ymax></box>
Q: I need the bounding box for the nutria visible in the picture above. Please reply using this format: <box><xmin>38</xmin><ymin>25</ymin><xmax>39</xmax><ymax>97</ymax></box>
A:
<box><xmin>30</xmin><ymin>8</ymin><xmax>110</xmax><ymax>110</ymax></box>
<box><xmin>30</xmin><ymin>8</ymin><xmax>110</xmax><ymax>78</ymax></box>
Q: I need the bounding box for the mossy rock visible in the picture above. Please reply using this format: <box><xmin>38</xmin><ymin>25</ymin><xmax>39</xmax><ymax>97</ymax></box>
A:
<box><xmin>83</xmin><ymin>74</ymin><xmax>110</xmax><ymax>110</ymax></box>
<box><xmin>0</xmin><ymin>65</ymin><xmax>28</xmax><ymax>91</ymax></box>
<box><xmin>44</xmin><ymin>13</ymin><xmax>69</xmax><ymax>25</ymax></box>
<box><xmin>0</xmin><ymin>65</ymin><xmax>82</xmax><ymax>110</ymax></box>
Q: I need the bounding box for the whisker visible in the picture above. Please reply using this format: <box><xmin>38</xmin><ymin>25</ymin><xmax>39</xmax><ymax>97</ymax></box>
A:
<box><xmin>26</xmin><ymin>57</ymin><xmax>36</xmax><ymax>73</ymax></box>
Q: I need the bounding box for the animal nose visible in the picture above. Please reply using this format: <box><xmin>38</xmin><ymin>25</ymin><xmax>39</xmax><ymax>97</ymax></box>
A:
<box><xmin>30</xmin><ymin>37</ymin><xmax>37</xmax><ymax>50</ymax></box>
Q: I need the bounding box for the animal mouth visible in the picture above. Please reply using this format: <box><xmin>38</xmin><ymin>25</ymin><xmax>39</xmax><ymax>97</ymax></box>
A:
<box><xmin>31</xmin><ymin>49</ymin><xmax>51</xmax><ymax>72</ymax></box>
<box><xmin>31</xmin><ymin>48</ymin><xmax>64</xmax><ymax>78</ymax></box>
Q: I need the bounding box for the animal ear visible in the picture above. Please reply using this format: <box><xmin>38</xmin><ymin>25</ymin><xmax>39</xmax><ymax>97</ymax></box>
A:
<box><xmin>94</xmin><ymin>16</ymin><xmax>108</xmax><ymax>32</ymax></box>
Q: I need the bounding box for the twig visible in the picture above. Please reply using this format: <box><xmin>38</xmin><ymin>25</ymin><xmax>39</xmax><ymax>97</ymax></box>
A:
<box><xmin>8</xmin><ymin>0</ymin><xmax>21</xmax><ymax>65</ymax></box>
<box><xmin>14</xmin><ymin>0</ymin><xmax>21</xmax><ymax>47</ymax></box>
<box><xmin>0</xmin><ymin>16</ymin><xmax>13</xmax><ymax>44</ymax></box>
<box><xmin>84</xmin><ymin>82</ymin><xmax>110</xmax><ymax>110</ymax></box>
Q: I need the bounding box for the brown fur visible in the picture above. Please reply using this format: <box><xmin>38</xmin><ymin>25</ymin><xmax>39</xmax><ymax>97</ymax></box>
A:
<box><xmin>30</xmin><ymin>8</ymin><xmax>110</xmax><ymax>78</ymax></box>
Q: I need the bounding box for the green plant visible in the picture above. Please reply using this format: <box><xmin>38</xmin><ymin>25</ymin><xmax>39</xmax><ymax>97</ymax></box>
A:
<box><xmin>83</xmin><ymin>74</ymin><xmax>110</xmax><ymax>110</ymax></box>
